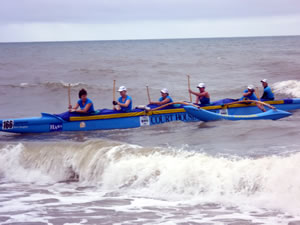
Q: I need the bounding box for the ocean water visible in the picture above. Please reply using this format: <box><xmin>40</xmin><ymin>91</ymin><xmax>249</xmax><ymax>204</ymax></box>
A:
<box><xmin>0</xmin><ymin>36</ymin><xmax>300</xmax><ymax>224</ymax></box>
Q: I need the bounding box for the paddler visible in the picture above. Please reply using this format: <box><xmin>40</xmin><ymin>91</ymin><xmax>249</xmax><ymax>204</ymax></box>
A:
<box><xmin>150</xmin><ymin>88</ymin><xmax>173</xmax><ymax>105</ymax></box>
<box><xmin>260</xmin><ymin>79</ymin><xmax>274</xmax><ymax>100</ymax></box>
<box><xmin>189</xmin><ymin>83</ymin><xmax>210</xmax><ymax>105</ymax></box>
<box><xmin>113</xmin><ymin>86</ymin><xmax>132</xmax><ymax>112</ymax></box>
<box><xmin>69</xmin><ymin>88</ymin><xmax>95</xmax><ymax>113</ymax></box>
<box><xmin>240</xmin><ymin>85</ymin><xmax>258</xmax><ymax>101</ymax></box>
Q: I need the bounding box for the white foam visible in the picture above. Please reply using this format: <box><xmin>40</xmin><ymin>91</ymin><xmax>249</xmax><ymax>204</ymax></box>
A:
<box><xmin>272</xmin><ymin>80</ymin><xmax>300</xmax><ymax>97</ymax></box>
<box><xmin>1</xmin><ymin>141</ymin><xmax>300</xmax><ymax>216</ymax></box>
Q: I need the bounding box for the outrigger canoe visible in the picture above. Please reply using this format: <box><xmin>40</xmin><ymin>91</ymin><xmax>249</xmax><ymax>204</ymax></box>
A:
<box><xmin>1</xmin><ymin>98</ymin><xmax>300</xmax><ymax>133</ymax></box>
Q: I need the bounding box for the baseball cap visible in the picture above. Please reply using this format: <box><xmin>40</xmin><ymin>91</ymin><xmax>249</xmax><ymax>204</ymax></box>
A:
<box><xmin>247</xmin><ymin>85</ymin><xmax>255</xmax><ymax>90</ymax></box>
<box><xmin>197</xmin><ymin>83</ymin><xmax>206</xmax><ymax>88</ymax></box>
<box><xmin>161</xmin><ymin>88</ymin><xmax>169</xmax><ymax>94</ymax></box>
<box><xmin>261</xmin><ymin>79</ymin><xmax>268</xmax><ymax>83</ymax></box>
<box><xmin>118</xmin><ymin>86</ymin><xmax>127</xmax><ymax>92</ymax></box>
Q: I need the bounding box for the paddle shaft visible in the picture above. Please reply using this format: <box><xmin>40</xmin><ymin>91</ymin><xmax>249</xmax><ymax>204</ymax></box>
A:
<box><xmin>255</xmin><ymin>87</ymin><xmax>260</xmax><ymax>100</ymax></box>
<box><xmin>68</xmin><ymin>84</ymin><xmax>71</xmax><ymax>106</ymax></box>
<box><xmin>113</xmin><ymin>80</ymin><xmax>116</xmax><ymax>101</ymax></box>
<box><xmin>187</xmin><ymin>75</ymin><xmax>192</xmax><ymax>102</ymax></box>
<box><xmin>146</xmin><ymin>86</ymin><xmax>151</xmax><ymax>104</ymax></box>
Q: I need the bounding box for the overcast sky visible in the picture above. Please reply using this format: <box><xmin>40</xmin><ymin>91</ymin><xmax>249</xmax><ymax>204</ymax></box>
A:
<box><xmin>1</xmin><ymin>0</ymin><xmax>300</xmax><ymax>42</ymax></box>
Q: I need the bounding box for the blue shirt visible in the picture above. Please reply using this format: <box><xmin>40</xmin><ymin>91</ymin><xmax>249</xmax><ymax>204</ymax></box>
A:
<box><xmin>77</xmin><ymin>98</ymin><xmax>95</xmax><ymax>113</ymax></box>
<box><xmin>159</xmin><ymin>96</ymin><xmax>173</xmax><ymax>103</ymax></box>
<box><xmin>118</xmin><ymin>95</ymin><xmax>132</xmax><ymax>112</ymax></box>
<box><xmin>261</xmin><ymin>86</ymin><xmax>274</xmax><ymax>100</ymax></box>
<box><xmin>200</xmin><ymin>96</ymin><xmax>210</xmax><ymax>105</ymax></box>
<box><xmin>240</xmin><ymin>90</ymin><xmax>258</xmax><ymax>101</ymax></box>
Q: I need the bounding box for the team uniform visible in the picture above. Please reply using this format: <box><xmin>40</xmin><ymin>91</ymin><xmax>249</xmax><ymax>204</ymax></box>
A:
<box><xmin>118</xmin><ymin>96</ymin><xmax>132</xmax><ymax>112</ymax></box>
<box><xmin>199</xmin><ymin>96</ymin><xmax>210</xmax><ymax>105</ymax></box>
<box><xmin>261</xmin><ymin>86</ymin><xmax>274</xmax><ymax>100</ymax></box>
<box><xmin>159</xmin><ymin>96</ymin><xmax>173</xmax><ymax>103</ymax></box>
<box><xmin>77</xmin><ymin>98</ymin><xmax>95</xmax><ymax>113</ymax></box>
<box><xmin>240</xmin><ymin>89</ymin><xmax>258</xmax><ymax>101</ymax></box>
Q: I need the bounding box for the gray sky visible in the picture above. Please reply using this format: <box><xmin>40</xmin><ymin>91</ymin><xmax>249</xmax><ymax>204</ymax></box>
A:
<box><xmin>1</xmin><ymin>0</ymin><xmax>300</xmax><ymax>42</ymax></box>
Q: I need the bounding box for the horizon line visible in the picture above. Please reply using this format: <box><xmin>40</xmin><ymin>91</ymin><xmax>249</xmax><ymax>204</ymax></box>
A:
<box><xmin>1</xmin><ymin>34</ymin><xmax>300</xmax><ymax>44</ymax></box>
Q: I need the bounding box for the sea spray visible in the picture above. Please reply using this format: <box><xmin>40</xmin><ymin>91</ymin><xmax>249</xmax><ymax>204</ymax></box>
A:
<box><xmin>273</xmin><ymin>80</ymin><xmax>300</xmax><ymax>98</ymax></box>
<box><xmin>1</xmin><ymin>140</ymin><xmax>300</xmax><ymax>214</ymax></box>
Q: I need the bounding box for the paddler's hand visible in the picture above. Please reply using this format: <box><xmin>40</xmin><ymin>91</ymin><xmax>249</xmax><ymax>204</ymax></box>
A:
<box><xmin>68</xmin><ymin>104</ymin><xmax>72</xmax><ymax>109</ymax></box>
<box><xmin>188</xmin><ymin>89</ymin><xmax>192</xmax><ymax>93</ymax></box>
<box><xmin>112</xmin><ymin>101</ymin><xmax>118</xmax><ymax>105</ymax></box>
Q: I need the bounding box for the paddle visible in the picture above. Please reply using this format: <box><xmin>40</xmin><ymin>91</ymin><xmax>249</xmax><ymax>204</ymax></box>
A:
<box><xmin>68</xmin><ymin>83</ymin><xmax>71</xmax><ymax>108</ymax></box>
<box><xmin>255</xmin><ymin>87</ymin><xmax>261</xmax><ymax>101</ymax></box>
<box><xmin>146</xmin><ymin>86</ymin><xmax>151</xmax><ymax>104</ymax></box>
<box><xmin>254</xmin><ymin>86</ymin><xmax>265</xmax><ymax>111</ymax></box>
<box><xmin>187</xmin><ymin>75</ymin><xmax>192</xmax><ymax>102</ymax></box>
<box><xmin>113</xmin><ymin>80</ymin><xmax>116</xmax><ymax>109</ymax></box>
<box><xmin>113</xmin><ymin>80</ymin><xmax>116</xmax><ymax>101</ymax></box>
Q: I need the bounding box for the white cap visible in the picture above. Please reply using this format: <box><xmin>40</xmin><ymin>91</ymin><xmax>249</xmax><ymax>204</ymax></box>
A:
<box><xmin>247</xmin><ymin>85</ymin><xmax>255</xmax><ymax>90</ymax></box>
<box><xmin>261</xmin><ymin>79</ymin><xmax>268</xmax><ymax>83</ymax></box>
<box><xmin>118</xmin><ymin>86</ymin><xmax>127</xmax><ymax>92</ymax></box>
<box><xmin>161</xmin><ymin>88</ymin><xmax>169</xmax><ymax>94</ymax></box>
<box><xmin>197</xmin><ymin>83</ymin><xmax>206</xmax><ymax>88</ymax></box>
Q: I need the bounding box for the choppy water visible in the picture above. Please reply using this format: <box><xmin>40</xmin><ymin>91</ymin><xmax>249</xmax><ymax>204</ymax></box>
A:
<box><xmin>1</xmin><ymin>36</ymin><xmax>300</xmax><ymax>224</ymax></box>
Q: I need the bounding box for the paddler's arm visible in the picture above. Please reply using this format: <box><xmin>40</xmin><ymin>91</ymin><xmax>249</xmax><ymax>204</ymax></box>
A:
<box><xmin>118</xmin><ymin>99</ymin><xmax>131</xmax><ymax>108</ymax></box>
<box><xmin>189</xmin><ymin>89</ymin><xmax>208</xmax><ymax>97</ymax></box>
<box><xmin>75</xmin><ymin>103</ymin><xmax>92</xmax><ymax>113</ymax></box>
<box><xmin>69</xmin><ymin>103</ymin><xmax>79</xmax><ymax>112</ymax></box>
<box><xmin>150</xmin><ymin>98</ymin><xmax>170</xmax><ymax>105</ymax></box>
<box><xmin>243</xmin><ymin>91</ymin><xmax>252</xmax><ymax>97</ymax></box>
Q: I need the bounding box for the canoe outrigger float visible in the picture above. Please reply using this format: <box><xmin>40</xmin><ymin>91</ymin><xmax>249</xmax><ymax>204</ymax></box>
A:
<box><xmin>184</xmin><ymin>100</ymin><xmax>292</xmax><ymax>122</ymax></box>
<box><xmin>1</xmin><ymin>98</ymin><xmax>300</xmax><ymax>133</ymax></box>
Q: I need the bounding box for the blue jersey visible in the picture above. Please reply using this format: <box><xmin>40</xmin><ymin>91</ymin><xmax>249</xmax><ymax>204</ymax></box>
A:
<box><xmin>159</xmin><ymin>96</ymin><xmax>173</xmax><ymax>103</ymax></box>
<box><xmin>261</xmin><ymin>86</ymin><xmax>274</xmax><ymax>100</ymax></box>
<box><xmin>77</xmin><ymin>98</ymin><xmax>95</xmax><ymax>113</ymax></box>
<box><xmin>118</xmin><ymin>95</ymin><xmax>132</xmax><ymax>112</ymax></box>
<box><xmin>240</xmin><ymin>90</ymin><xmax>258</xmax><ymax>101</ymax></box>
<box><xmin>200</xmin><ymin>96</ymin><xmax>210</xmax><ymax>105</ymax></box>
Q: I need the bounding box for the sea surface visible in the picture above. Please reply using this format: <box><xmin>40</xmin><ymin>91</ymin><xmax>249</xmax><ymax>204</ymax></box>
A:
<box><xmin>1</xmin><ymin>36</ymin><xmax>300</xmax><ymax>225</ymax></box>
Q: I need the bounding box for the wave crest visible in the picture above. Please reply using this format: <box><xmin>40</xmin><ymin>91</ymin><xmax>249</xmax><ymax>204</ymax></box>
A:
<box><xmin>272</xmin><ymin>80</ymin><xmax>300</xmax><ymax>97</ymax></box>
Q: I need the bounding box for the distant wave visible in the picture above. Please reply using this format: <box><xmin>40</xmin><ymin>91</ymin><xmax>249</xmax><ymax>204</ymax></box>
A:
<box><xmin>272</xmin><ymin>80</ymin><xmax>300</xmax><ymax>98</ymax></box>
<box><xmin>1</xmin><ymin>81</ymin><xmax>92</xmax><ymax>89</ymax></box>
<box><xmin>1</xmin><ymin>140</ymin><xmax>300</xmax><ymax>214</ymax></box>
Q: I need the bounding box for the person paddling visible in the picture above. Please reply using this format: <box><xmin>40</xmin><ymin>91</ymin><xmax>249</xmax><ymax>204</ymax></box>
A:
<box><xmin>113</xmin><ymin>86</ymin><xmax>132</xmax><ymax>112</ymax></box>
<box><xmin>150</xmin><ymin>88</ymin><xmax>173</xmax><ymax>106</ymax></box>
<box><xmin>69</xmin><ymin>88</ymin><xmax>95</xmax><ymax>113</ymax></box>
<box><xmin>240</xmin><ymin>85</ymin><xmax>267</xmax><ymax>111</ymax></box>
<box><xmin>240</xmin><ymin>85</ymin><xmax>258</xmax><ymax>101</ymax></box>
<box><xmin>261</xmin><ymin>79</ymin><xmax>274</xmax><ymax>100</ymax></box>
<box><xmin>189</xmin><ymin>83</ymin><xmax>210</xmax><ymax>105</ymax></box>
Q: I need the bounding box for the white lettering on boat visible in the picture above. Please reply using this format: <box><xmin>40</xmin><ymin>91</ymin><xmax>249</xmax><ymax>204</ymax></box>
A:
<box><xmin>50</xmin><ymin>123</ymin><xmax>63</xmax><ymax>131</ymax></box>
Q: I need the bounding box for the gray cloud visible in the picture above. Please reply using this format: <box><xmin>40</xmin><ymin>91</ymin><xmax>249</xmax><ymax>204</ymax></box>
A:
<box><xmin>1</xmin><ymin>0</ymin><xmax>300</xmax><ymax>24</ymax></box>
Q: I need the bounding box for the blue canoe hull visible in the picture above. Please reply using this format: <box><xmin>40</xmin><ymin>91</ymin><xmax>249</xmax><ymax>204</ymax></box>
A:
<box><xmin>1</xmin><ymin>98</ymin><xmax>300</xmax><ymax>133</ymax></box>
<box><xmin>184</xmin><ymin>106</ymin><xmax>292</xmax><ymax>122</ymax></box>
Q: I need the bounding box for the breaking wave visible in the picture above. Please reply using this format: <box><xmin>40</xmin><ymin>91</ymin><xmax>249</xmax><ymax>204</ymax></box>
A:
<box><xmin>1</xmin><ymin>81</ymin><xmax>88</xmax><ymax>89</ymax></box>
<box><xmin>1</xmin><ymin>140</ymin><xmax>300</xmax><ymax>214</ymax></box>
<box><xmin>272</xmin><ymin>80</ymin><xmax>300</xmax><ymax>98</ymax></box>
